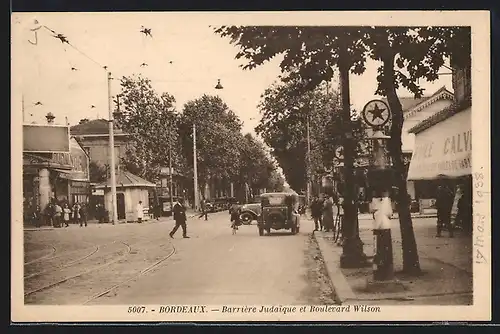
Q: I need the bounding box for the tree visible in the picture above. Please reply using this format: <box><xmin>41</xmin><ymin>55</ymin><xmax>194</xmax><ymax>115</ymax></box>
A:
<box><xmin>113</xmin><ymin>75</ymin><xmax>182</xmax><ymax>183</ymax></box>
<box><xmin>214</xmin><ymin>25</ymin><xmax>467</xmax><ymax>274</ymax></box>
<box><xmin>239</xmin><ymin>133</ymin><xmax>277</xmax><ymax>197</ymax></box>
<box><xmin>89</xmin><ymin>161</ymin><xmax>107</xmax><ymax>183</ymax></box>
<box><xmin>355</xmin><ymin>26</ymin><xmax>471</xmax><ymax>274</ymax></box>
<box><xmin>256</xmin><ymin>79</ymin><xmax>367</xmax><ymax>192</ymax></box>
<box><xmin>177</xmin><ymin>95</ymin><xmax>244</xmax><ymax>197</ymax></box>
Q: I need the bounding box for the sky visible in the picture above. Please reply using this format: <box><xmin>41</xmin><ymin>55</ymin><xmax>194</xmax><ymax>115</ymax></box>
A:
<box><xmin>12</xmin><ymin>12</ymin><xmax>453</xmax><ymax>138</ymax></box>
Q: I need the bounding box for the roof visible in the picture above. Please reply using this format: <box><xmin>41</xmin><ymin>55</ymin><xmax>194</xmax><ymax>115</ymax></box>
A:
<box><xmin>408</xmin><ymin>96</ymin><xmax>471</xmax><ymax>134</ymax></box>
<box><xmin>94</xmin><ymin>170</ymin><xmax>156</xmax><ymax>189</ymax></box>
<box><xmin>70</xmin><ymin>119</ymin><xmax>127</xmax><ymax>136</ymax></box>
<box><xmin>382</xmin><ymin>86</ymin><xmax>453</xmax><ymax>112</ymax></box>
<box><xmin>381</xmin><ymin>96</ymin><xmax>428</xmax><ymax>112</ymax></box>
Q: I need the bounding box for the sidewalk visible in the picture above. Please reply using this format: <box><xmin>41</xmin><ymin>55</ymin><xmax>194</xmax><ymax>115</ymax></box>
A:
<box><xmin>313</xmin><ymin>216</ymin><xmax>473</xmax><ymax>305</ymax></box>
<box><xmin>23</xmin><ymin>209</ymin><xmax>222</xmax><ymax>231</ymax></box>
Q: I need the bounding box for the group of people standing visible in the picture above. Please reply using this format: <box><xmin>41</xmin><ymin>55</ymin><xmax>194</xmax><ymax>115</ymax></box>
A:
<box><xmin>310</xmin><ymin>191</ymin><xmax>344</xmax><ymax>233</ymax></box>
<box><xmin>28</xmin><ymin>200</ymin><xmax>88</xmax><ymax>228</ymax></box>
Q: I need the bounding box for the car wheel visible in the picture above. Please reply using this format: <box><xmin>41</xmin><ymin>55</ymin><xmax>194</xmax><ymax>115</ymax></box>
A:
<box><xmin>240</xmin><ymin>212</ymin><xmax>253</xmax><ymax>224</ymax></box>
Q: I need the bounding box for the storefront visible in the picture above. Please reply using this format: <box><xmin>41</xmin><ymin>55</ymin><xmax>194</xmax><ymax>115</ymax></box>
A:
<box><xmin>23</xmin><ymin>135</ymin><xmax>91</xmax><ymax>219</ymax></box>
<box><xmin>407</xmin><ymin>103</ymin><xmax>472</xmax><ymax>216</ymax></box>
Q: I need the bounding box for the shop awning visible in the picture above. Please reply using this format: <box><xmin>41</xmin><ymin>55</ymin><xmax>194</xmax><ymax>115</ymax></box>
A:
<box><xmin>407</xmin><ymin>107</ymin><xmax>471</xmax><ymax>181</ymax></box>
<box><xmin>53</xmin><ymin>168</ymin><xmax>90</xmax><ymax>182</ymax></box>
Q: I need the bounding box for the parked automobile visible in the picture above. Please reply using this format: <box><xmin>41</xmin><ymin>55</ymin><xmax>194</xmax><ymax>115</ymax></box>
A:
<box><xmin>257</xmin><ymin>192</ymin><xmax>301</xmax><ymax>236</ymax></box>
<box><xmin>239</xmin><ymin>202</ymin><xmax>261</xmax><ymax>224</ymax></box>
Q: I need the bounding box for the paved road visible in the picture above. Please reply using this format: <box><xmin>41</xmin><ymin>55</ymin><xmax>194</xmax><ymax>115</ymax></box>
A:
<box><xmin>23</xmin><ymin>212</ymin><xmax>336</xmax><ymax>305</ymax></box>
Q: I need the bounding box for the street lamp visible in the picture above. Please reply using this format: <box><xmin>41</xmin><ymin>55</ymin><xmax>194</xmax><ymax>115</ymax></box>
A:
<box><xmin>215</xmin><ymin>79</ymin><xmax>223</xmax><ymax>90</ymax></box>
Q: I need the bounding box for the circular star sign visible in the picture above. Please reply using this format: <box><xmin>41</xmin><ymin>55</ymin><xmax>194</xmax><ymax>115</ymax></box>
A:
<box><xmin>334</xmin><ymin>146</ymin><xmax>344</xmax><ymax>160</ymax></box>
<box><xmin>362</xmin><ymin>99</ymin><xmax>391</xmax><ymax>127</ymax></box>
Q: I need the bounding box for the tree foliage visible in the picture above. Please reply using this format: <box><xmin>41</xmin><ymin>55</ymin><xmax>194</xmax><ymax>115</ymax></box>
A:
<box><xmin>214</xmin><ymin>25</ymin><xmax>470</xmax><ymax>274</ymax></box>
<box><xmin>89</xmin><ymin>161</ymin><xmax>107</xmax><ymax>183</ymax></box>
<box><xmin>256</xmin><ymin>79</ymin><xmax>366</xmax><ymax>191</ymax></box>
<box><xmin>113</xmin><ymin>75</ymin><xmax>182</xmax><ymax>183</ymax></box>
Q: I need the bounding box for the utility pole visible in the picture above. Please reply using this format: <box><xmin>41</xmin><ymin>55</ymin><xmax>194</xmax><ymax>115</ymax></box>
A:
<box><xmin>22</xmin><ymin>94</ymin><xmax>25</xmax><ymax>123</ymax></box>
<box><xmin>107</xmin><ymin>70</ymin><xmax>118</xmax><ymax>225</ymax></box>
<box><xmin>168</xmin><ymin>135</ymin><xmax>174</xmax><ymax>218</ymax></box>
<box><xmin>306</xmin><ymin>113</ymin><xmax>312</xmax><ymax>207</ymax></box>
<box><xmin>338</xmin><ymin>52</ymin><xmax>367</xmax><ymax>268</ymax></box>
<box><xmin>193</xmin><ymin>123</ymin><xmax>199</xmax><ymax>211</ymax></box>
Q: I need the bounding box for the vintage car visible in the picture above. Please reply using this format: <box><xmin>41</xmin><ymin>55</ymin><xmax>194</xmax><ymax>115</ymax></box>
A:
<box><xmin>257</xmin><ymin>192</ymin><xmax>301</xmax><ymax>236</ymax></box>
<box><xmin>238</xmin><ymin>202</ymin><xmax>262</xmax><ymax>224</ymax></box>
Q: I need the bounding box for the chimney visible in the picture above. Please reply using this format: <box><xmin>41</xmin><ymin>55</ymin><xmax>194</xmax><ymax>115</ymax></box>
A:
<box><xmin>45</xmin><ymin>112</ymin><xmax>55</xmax><ymax>124</ymax></box>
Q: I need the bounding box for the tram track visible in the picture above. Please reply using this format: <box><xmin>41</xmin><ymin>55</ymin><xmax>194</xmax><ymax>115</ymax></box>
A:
<box><xmin>24</xmin><ymin>241</ymin><xmax>132</xmax><ymax>298</ymax></box>
<box><xmin>24</xmin><ymin>245</ymin><xmax>100</xmax><ymax>279</ymax></box>
<box><xmin>24</xmin><ymin>236</ymin><xmax>178</xmax><ymax>304</ymax></box>
<box><xmin>83</xmin><ymin>242</ymin><xmax>176</xmax><ymax>304</ymax></box>
<box><xmin>24</xmin><ymin>245</ymin><xmax>57</xmax><ymax>266</ymax></box>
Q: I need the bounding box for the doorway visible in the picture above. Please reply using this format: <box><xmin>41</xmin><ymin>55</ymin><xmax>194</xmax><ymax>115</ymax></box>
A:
<box><xmin>117</xmin><ymin>193</ymin><xmax>126</xmax><ymax>220</ymax></box>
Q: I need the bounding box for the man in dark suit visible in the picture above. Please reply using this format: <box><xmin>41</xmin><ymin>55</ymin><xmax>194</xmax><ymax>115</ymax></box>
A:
<box><xmin>170</xmin><ymin>198</ymin><xmax>189</xmax><ymax>239</ymax></box>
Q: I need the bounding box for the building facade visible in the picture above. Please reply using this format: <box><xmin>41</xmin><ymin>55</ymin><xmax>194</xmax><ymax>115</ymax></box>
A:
<box><xmin>23</xmin><ymin>129</ymin><xmax>91</xmax><ymax>221</ymax></box>
<box><xmin>70</xmin><ymin>119</ymin><xmax>129</xmax><ymax>170</ymax></box>
<box><xmin>407</xmin><ymin>55</ymin><xmax>472</xmax><ymax>218</ymax></box>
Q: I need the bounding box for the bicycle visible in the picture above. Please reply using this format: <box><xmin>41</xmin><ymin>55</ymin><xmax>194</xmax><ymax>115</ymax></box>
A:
<box><xmin>231</xmin><ymin>223</ymin><xmax>238</xmax><ymax>235</ymax></box>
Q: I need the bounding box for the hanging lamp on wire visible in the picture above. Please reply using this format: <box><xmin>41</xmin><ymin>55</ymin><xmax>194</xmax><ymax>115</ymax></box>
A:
<box><xmin>215</xmin><ymin>79</ymin><xmax>223</xmax><ymax>90</ymax></box>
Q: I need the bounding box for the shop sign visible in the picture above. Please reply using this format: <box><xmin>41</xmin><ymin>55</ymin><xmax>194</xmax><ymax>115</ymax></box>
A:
<box><xmin>23</xmin><ymin>124</ymin><xmax>70</xmax><ymax>153</ymax></box>
<box><xmin>50</xmin><ymin>138</ymin><xmax>90</xmax><ymax>181</ymax></box>
<box><xmin>407</xmin><ymin>108</ymin><xmax>471</xmax><ymax>180</ymax></box>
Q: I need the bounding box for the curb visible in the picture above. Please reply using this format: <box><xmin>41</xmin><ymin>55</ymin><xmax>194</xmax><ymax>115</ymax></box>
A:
<box><xmin>312</xmin><ymin>232</ymin><xmax>357</xmax><ymax>305</ymax></box>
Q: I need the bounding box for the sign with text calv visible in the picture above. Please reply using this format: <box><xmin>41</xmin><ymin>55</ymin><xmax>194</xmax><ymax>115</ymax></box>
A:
<box><xmin>407</xmin><ymin>108</ymin><xmax>471</xmax><ymax>180</ymax></box>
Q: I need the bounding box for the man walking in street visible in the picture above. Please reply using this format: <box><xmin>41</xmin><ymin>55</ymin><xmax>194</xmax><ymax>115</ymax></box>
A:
<box><xmin>170</xmin><ymin>198</ymin><xmax>189</xmax><ymax>238</ymax></box>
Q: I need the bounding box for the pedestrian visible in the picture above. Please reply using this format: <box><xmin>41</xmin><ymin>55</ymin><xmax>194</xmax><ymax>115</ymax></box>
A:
<box><xmin>32</xmin><ymin>205</ymin><xmax>41</xmax><ymax>228</ymax></box>
<box><xmin>230</xmin><ymin>205</ymin><xmax>242</xmax><ymax>233</ymax></box>
<box><xmin>79</xmin><ymin>203</ymin><xmax>88</xmax><ymax>227</ymax></box>
<box><xmin>170</xmin><ymin>198</ymin><xmax>189</xmax><ymax>238</ymax></box>
<box><xmin>198</xmin><ymin>199</ymin><xmax>208</xmax><ymax>221</ymax></box>
<box><xmin>436</xmin><ymin>182</ymin><xmax>454</xmax><ymax>238</ymax></box>
<box><xmin>322</xmin><ymin>191</ymin><xmax>335</xmax><ymax>233</ymax></box>
<box><xmin>53</xmin><ymin>202</ymin><xmax>63</xmax><ymax>228</ymax></box>
<box><xmin>310</xmin><ymin>196</ymin><xmax>322</xmax><ymax>231</ymax></box>
<box><xmin>456</xmin><ymin>183</ymin><xmax>472</xmax><ymax>233</ymax></box>
<box><xmin>44</xmin><ymin>202</ymin><xmax>54</xmax><ymax>227</ymax></box>
<box><xmin>62</xmin><ymin>203</ymin><xmax>71</xmax><ymax>227</ymax></box>
<box><xmin>72</xmin><ymin>202</ymin><xmax>81</xmax><ymax>226</ymax></box>
<box><xmin>136</xmin><ymin>200</ymin><xmax>144</xmax><ymax>223</ymax></box>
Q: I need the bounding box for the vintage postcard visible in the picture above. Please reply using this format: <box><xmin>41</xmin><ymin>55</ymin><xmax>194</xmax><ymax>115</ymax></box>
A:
<box><xmin>11</xmin><ymin>10</ymin><xmax>491</xmax><ymax>322</ymax></box>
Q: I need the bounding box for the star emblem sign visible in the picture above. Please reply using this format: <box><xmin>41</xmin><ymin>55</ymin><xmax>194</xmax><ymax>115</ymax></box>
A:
<box><xmin>335</xmin><ymin>146</ymin><xmax>344</xmax><ymax>159</ymax></box>
<box><xmin>362</xmin><ymin>100</ymin><xmax>391</xmax><ymax>127</ymax></box>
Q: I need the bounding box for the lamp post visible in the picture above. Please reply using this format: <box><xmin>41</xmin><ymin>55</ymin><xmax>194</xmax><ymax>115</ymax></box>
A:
<box><xmin>306</xmin><ymin>113</ymin><xmax>312</xmax><ymax>208</ymax></box>
<box><xmin>193</xmin><ymin>123</ymin><xmax>199</xmax><ymax>211</ymax></box>
<box><xmin>360</xmin><ymin>99</ymin><xmax>403</xmax><ymax>289</ymax></box>
<box><xmin>106</xmin><ymin>70</ymin><xmax>118</xmax><ymax>225</ymax></box>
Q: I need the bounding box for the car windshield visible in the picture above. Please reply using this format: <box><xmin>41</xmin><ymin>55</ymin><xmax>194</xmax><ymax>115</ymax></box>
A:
<box><xmin>261</xmin><ymin>195</ymin><xmax>287</xmax><ymax>206</ymax></box>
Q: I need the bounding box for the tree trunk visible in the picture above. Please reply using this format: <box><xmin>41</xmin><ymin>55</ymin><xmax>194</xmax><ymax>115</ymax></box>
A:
<box><xmin>338</xmin><ymin>57</ymin><xmax>368</xmax><ymax>269</ymax></box>
<box><xmin>382</xmin><ymin>55</ymin><xmax>422</xmax><ymax>275</ymax></box>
